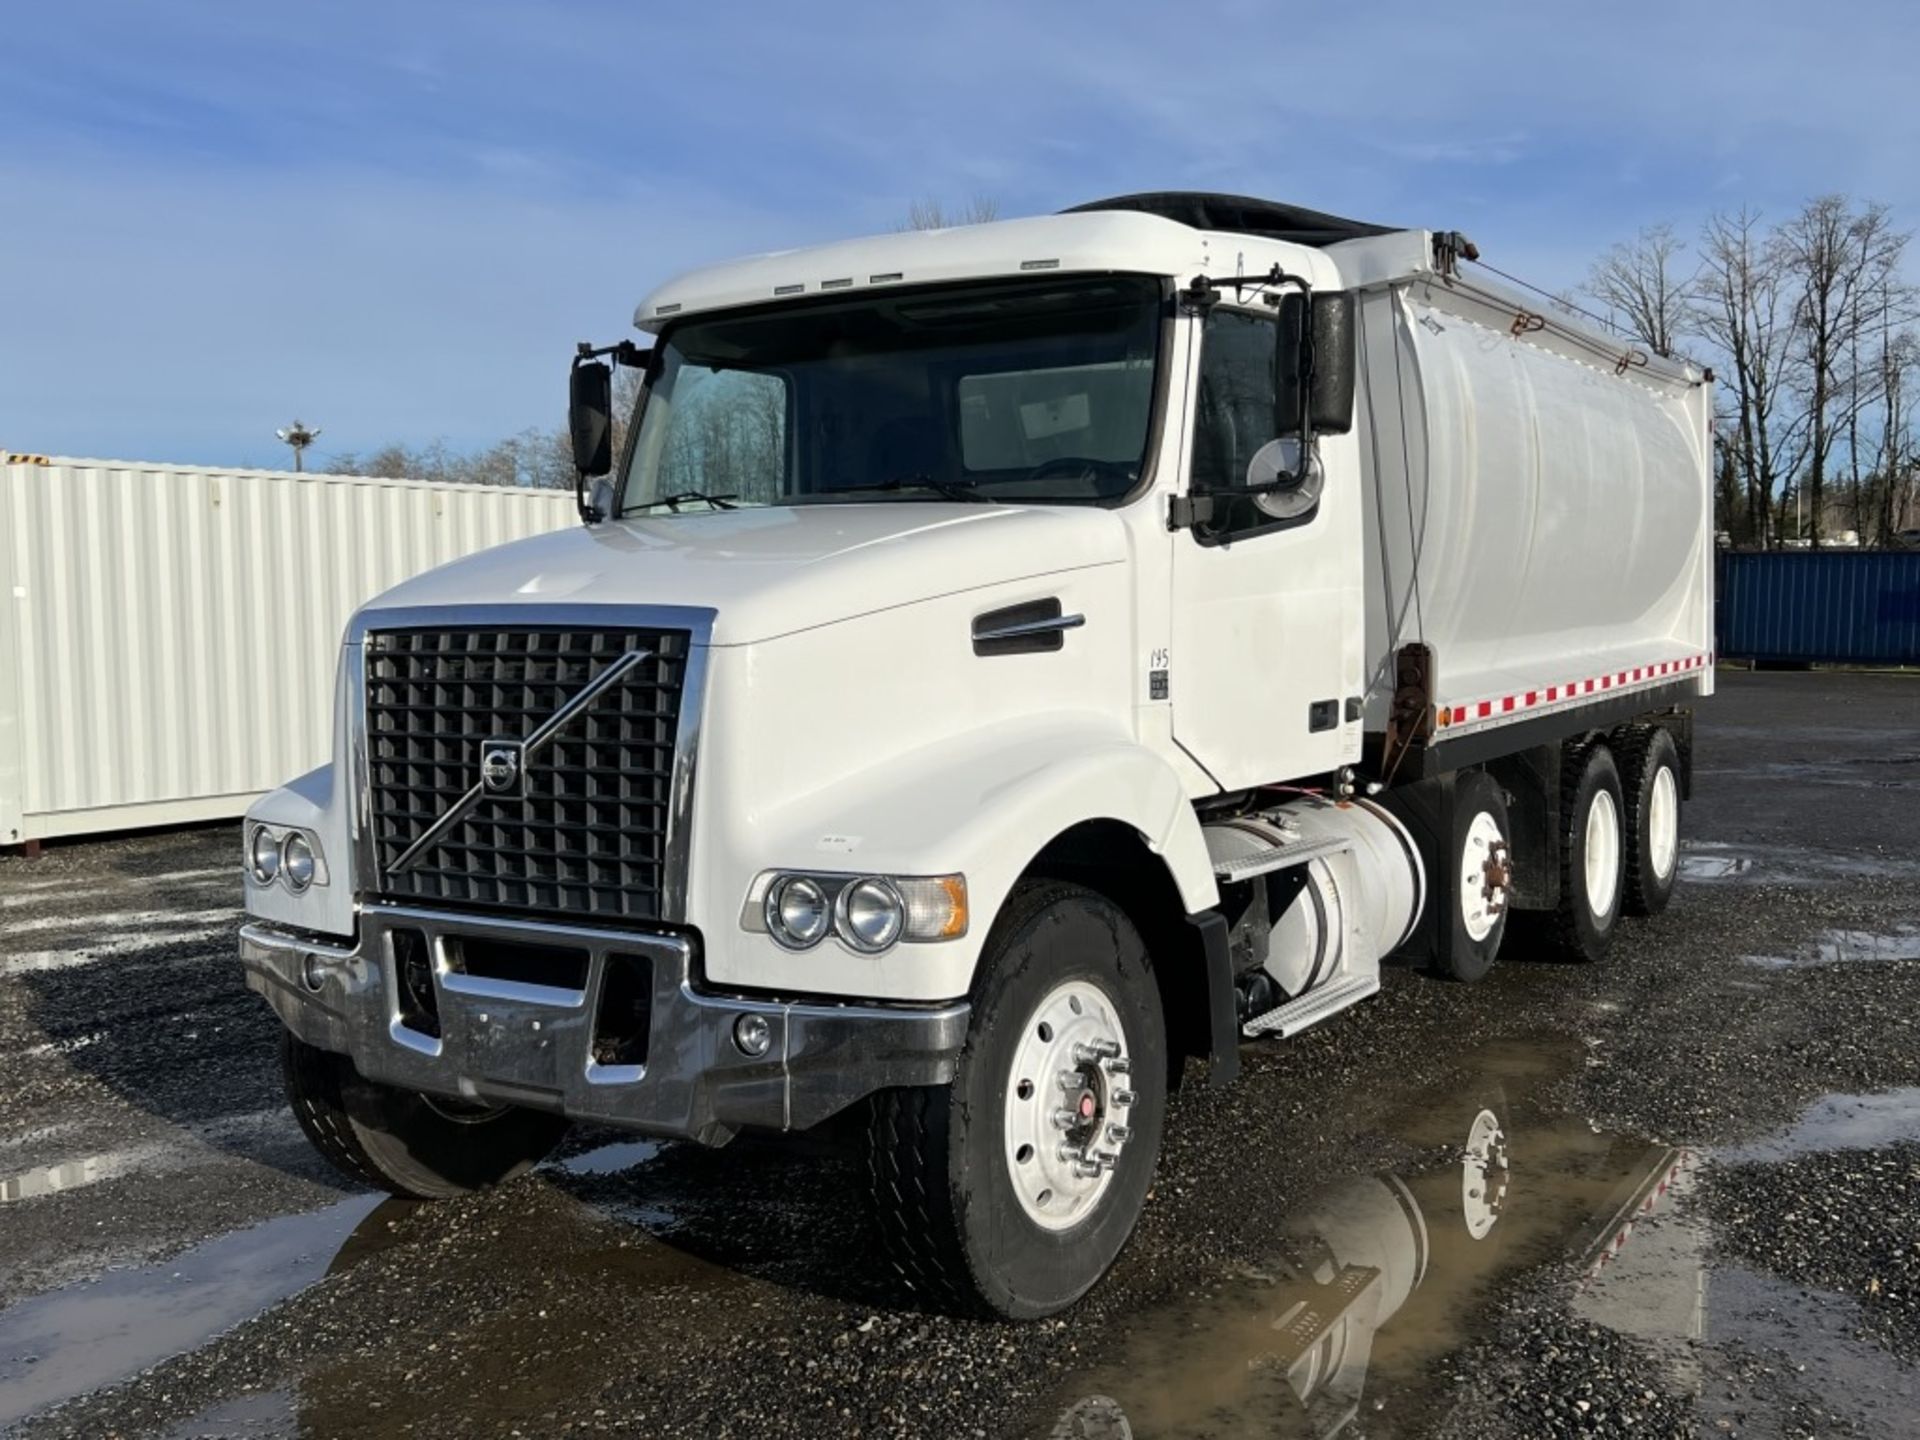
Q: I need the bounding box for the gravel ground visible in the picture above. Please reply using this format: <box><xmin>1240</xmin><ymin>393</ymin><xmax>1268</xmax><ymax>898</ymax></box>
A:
<box><xmin>3</xmin><ymin>670</ymin><xmax>1919</xmax><ymax>1439</ymax></box>
<box><xmin>1703</xmin><ymin>1144</ymin><xmax>1920</xmax><ymax>1360</ymax></box>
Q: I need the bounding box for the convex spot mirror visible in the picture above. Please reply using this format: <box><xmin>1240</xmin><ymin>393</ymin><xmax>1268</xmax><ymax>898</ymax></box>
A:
<box><xmin>1275</xmin><ymin>291</ymin><xmax>1357</xmax><ymax>437</ymax></box>
<box><xmin>569</xmin><ymin>360</ymin><xmax>613</xmax><ymax>478</ymax></box>
<box><xmin>1246</xmin><ymin>438</ymin><xmax>1324</xmax><ymax>519</ymax></box>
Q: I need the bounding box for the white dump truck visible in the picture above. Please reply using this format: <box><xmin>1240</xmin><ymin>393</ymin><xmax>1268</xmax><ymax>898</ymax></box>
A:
<box><xmin>241</xmin><ymin>193</ymin><xmax>1713</xmax><ymax>1319</ymax></box>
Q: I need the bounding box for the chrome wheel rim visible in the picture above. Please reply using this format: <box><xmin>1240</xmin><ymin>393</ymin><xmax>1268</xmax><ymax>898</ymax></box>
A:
<box><xmin>1459</xmin><ymin>811</ymin><xmax>1509</xmax><ymax>943</ymax></box>
<box><xmin>1585</xmin><ymin>788</ymin><xmax>1622</xmax><ymax>919</ymax></box>
<box><xmin>1003</xmin><ymin>979</ymin><xmax>1135</xmax><ymax>1232</ymax></box>
<box><xmin>1648</xmin><ymin>766</ymin><xmax>1679</xmax><ymax>881</ymax></box>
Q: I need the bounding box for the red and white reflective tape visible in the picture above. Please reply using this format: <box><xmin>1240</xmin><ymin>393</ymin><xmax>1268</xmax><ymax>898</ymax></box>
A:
<box><xmin>1435</xmin><ymin>652</ymin><xmax>1714</xmax><ymax>733</ymax></box>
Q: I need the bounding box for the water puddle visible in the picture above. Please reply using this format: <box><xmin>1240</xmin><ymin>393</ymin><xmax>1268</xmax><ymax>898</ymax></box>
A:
<box><xmin>158</xmin><ymin>1387</ymin><xmax>297</xmax><ymax>1439</ymax></box>
<box><xmin>0</xmin><ymin>1147</ymin><xmax>159</xmax><ymax>1205</ymax></box>
<box><xmin>1720</xmin><ymin>1087</ymin><xmax>1920</xmax><ymax>1162</ymax></box>
<box><xmin>0</xmin><ymin>1195</ymin><xmax>384</xmax><ymax>1429</ymax></box>
<box><xmin>1743</xmin><ymin>926</ymin><xmax>1920</xmax><ymax>969</ymax></box>
<box><xmin>1034</xmin><ymin>1039</ymin><xmax>1685</xmax><ymax>1437</ymax></box>
<box><xmin>1034</xmin><ymin>1047</ymin><xmax>1920</xmax><ymax>1438</ymax></box>
<box><xmin>557</xmin><ymin>1138</ymin><xmax>663</xmax><ymax>1177</ymax></box>
<box><xmin>1677</xmin><ymin>845</ymin><xmax>1755</xmax><ymax>880</ymax></box>
<box><xmin>1675</xmin><ymin>840</ymin><xmax>1918</xmax><ymax>884</ymax></box>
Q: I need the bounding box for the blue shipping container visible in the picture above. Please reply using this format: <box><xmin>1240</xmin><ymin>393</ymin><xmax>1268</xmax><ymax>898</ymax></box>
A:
<box><xmin>1717</xmin><ymin>550</ymin><xmax>1920</xmax><ymax>666</ymax></box>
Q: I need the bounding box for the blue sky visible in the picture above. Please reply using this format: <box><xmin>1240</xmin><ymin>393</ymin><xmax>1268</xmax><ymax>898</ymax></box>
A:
<box><xmin>4</xmin><ymin>1</ymin><xmax>1916</xmax><ymax>470</ymax></box>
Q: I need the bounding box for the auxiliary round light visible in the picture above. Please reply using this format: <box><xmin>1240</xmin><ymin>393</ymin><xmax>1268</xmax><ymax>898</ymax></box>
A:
<box><xmin>733</xmin><ymin>1013</ymin><xmax>774</xmax><ymax>1058</ymax></box>
<box><xmin>838</xmin><ymin>877</ymin><xmax>905</xmax><ymax>953</ymax></box>
<box><xmin>282</xmin><ymin>832</ymin><xmax>317</xmax><ymax>891</ymax></box>
<box><xmin>765</xmin><ymin>876</ymin><xmax>831</xmax><ymax>949</ymax></box>
<box><xmin>249</xmin><ymin>825</ymin><xmax>281</xmax><ymax>884</ymax></box>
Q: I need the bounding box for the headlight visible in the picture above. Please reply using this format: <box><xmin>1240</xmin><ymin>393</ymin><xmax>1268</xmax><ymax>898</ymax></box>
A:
<box><xmin>249</xmin><ymin>825</ymin><xmax>281</xmax><ymax>883</ymax></box>
<box><xmin>837</xmin><ymin>878</ymin><xmax>905</xmax><ymax>953</ymax></box>
<box><xmin>765</xmin><ymin>875</ymin><xmax>831</xmax><ymax>949</ymax></box>
<box><xmin>746</xmin><ymin>872</ymin><xmax>967</xmax><ymax>953</ymax></box>
<box><xmin>282</xmin><ymin>833</ymin><xmax>317</xmax><ymax>892</ymax></box>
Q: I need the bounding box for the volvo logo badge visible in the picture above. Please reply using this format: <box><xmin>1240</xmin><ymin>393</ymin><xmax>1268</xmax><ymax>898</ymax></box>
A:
<box><xmin>479</xmin><ymin>742</ymin><xmax>523</xmax><ymax>795</ymax></box>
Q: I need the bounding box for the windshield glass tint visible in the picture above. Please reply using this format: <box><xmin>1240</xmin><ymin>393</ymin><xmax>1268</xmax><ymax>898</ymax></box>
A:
<box><xmin>618</xmin><ymin>276</ymin><xmax>1162</xmax><ymax>513</ymax></box>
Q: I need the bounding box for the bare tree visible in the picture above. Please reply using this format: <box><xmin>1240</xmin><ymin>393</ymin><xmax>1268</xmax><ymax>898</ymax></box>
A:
<box><xmin>1776</xmin><ymin>196</ymin><xmax>1909</xmax><ymax>546</ymax></box>
<box><xmin>901</xmin><ymin>195</ymin><xmax>1002</xmax><ymax>232</ymax></box>
<box><xmin>1694</xmin><ymin>209</ymin><xmax>1796</xmax><ymax>547</ymax></box>
<box><xmin>1870</xmin><ymin>324</ymin><xmax>1920</xmax><ymax>543</ymax></box>
<box><xmin>1583</xmin><ymin>224</ymin><xmax>1690</xmax><ymax>358</ymax></box>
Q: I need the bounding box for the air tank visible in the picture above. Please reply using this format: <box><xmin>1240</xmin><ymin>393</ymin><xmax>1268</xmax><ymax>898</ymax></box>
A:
<box><xmin>1204</xmin><ymin>795</ymin><xmax>1424</xmax><ymax>1009</ymax></box>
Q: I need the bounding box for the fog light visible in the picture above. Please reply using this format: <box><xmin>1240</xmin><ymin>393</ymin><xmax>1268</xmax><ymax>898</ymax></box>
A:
<box><xmin>733</xmin><ymin>1013</ymin><xmax>773</xmax><ymax>1058</ymax></box>
<box><xmin>301</xmin><ymin>952</ymin><xmax>328</xmax><ymax>992</ymax></box>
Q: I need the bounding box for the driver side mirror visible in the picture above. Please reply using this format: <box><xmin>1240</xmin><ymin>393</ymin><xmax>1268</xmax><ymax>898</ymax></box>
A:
<box><xmin>1275</xmin><ymin>291</ymin><xmax>1357</xmax><ymax>437</ymax></box>
<box><xmin>569</xmin><ymin>360</ymin><xmax>613</xmax><ymax>478</ymax></box>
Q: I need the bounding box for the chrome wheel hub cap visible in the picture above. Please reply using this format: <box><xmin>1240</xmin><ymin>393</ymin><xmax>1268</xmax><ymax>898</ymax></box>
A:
<box><xmin>1004</xmin><ymin>979</ymin><xmax>1135</xmax><ymax>1231</ymax></box>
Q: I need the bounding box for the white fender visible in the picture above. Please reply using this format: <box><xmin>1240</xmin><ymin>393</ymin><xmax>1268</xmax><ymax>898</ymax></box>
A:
<box><xmin>695</xmin><ymin>716</ymin><xmax>1219</xmax><ymax>1002</ymax></box>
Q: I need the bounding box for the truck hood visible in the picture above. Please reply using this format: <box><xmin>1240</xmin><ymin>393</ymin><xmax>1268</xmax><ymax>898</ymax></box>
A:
<box><xmin>359</xmin><ymin>502</ymin><xmax>1128</xmax><ymax>645</ymax></box>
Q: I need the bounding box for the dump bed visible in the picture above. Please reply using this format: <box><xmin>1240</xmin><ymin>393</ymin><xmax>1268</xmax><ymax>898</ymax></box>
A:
<box><xmin>1333</xmin><ymin>236</ymin><xmax>1716</xmax><ymax>742</ymax></box>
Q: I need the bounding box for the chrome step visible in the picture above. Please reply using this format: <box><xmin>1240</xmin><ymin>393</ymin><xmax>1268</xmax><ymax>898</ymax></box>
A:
<box><xmin>1242</xmin><ymin>972</ymin><xmax>1380</xmax><ymax>1039</ymax></box>
<box><xmin>1212</xmin><ymin>834</ymin><xmax>1352</xmax><ymax>885</ymax></box>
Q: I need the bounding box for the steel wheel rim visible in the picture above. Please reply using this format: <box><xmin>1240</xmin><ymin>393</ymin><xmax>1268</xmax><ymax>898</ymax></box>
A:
<box><xmin>1648</xmin><ymin>766</ymin><xmax>1679</xmax><ymax>881</ymax></box>
<box><xmin>1461</xmin><ymin>1107</ymin><xmax>1509</xmax><ymax>1240</ymax></box>
<box><xmin>1003</xmin><ymin>978</ymin><xmax>1135</xmax><ymax>1232</ymax></box>
<box><xmin>1459</xmin><ymin>811</ymin><xmax>1507</xmax><ymax>943</ymax></box>
<box><xmin>1585</xmin><ymin>788</ymin><xmax>1622</xmax><ymax>918</ymax></box>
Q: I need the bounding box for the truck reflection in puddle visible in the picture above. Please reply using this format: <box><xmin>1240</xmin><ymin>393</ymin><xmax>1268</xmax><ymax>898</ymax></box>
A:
<box><xmin>1042</xmin><ymin>1044</ymin><xmax>1692</xmax><ymax>1439</ymax></box>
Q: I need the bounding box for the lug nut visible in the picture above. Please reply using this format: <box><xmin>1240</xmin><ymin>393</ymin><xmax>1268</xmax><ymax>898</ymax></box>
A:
<box><xmin>1112</xmin><ymin>1089</ymin><xmax>1138</xmax><ymax>1108</ymax></box>
<box><xmin>1051</xmin><ymin>1109</ymin><xmax>1078</xmax><ymax>1131</ymax></box>
<box><xmin>1106</xmin><ymin>1124</ymin><xmax>1131</xmax><ymax>1145</ymax></box>
<box><xmin>1106</xmin><ymin>1056</ymin><xmax>1132</xmax><ymax>1076</ymax></box>
<box><xmin>1073</xmin><ymin>1039</ymin><xmax>1121</xmax><ymax>1064</ymax></box>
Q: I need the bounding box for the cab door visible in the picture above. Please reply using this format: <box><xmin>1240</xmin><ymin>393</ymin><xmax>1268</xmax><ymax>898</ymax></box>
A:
<box><xmin>1168</xmin><ymin>302</ymin><xmax>1363</xmax><ymax>789</ymax></box>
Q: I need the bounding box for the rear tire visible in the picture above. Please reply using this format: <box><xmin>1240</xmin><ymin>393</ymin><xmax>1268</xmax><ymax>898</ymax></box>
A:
<box><xmin>865</xmin><ymin>880</ymin><xmax>1167</xmax><ymax>1319</ymax></box>
<box><xmin>280</xmin><ymin>1031</ymin><xmax>569</xmax><ymax>1199</ymax></box>
<box><xmin>1545</xmin><ymin>743</ymin><xmax>1626</xmax><ymax>962</ymax></box>
<box><xmin>1429</xmin><ymin>769</ymin><xmax>1512</xmax><ymax>983</ymax></box>
<box><xmin>1615</xmin><ymin>724</ymin><xmax>1682</xmax><ymax>917</ymax></box>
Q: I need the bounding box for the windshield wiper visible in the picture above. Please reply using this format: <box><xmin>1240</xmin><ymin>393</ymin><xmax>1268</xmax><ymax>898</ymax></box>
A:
<box><xmin>630</xmin><ymin>490</ymin><xmax>739</xmax><ymax>513</ymax></box>
<box><xmin>822</xmin><ymin>474</ymin><xmax>991</xmax><ymax>503</ymax></box>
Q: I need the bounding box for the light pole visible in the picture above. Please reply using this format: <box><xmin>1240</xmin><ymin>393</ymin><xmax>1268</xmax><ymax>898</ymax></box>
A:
<box><xmin>275</xmin><ymin>420</ymin><xmax>321</xmax><ymax>473</ymax></box>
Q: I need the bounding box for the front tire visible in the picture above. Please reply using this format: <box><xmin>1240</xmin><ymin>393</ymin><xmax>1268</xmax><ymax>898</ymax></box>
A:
<box><xmin>1546</xmin><ymin>742</ymin><xmax>1626</xmax><ymax>962</ymax></box>
<box><xmin>281</xmin><ymin>1032</ymin><xmax>569</xmax><ymax>1199</ymax></box>
<box><xmin>866</xmin><ymin>880</ymin><xmax>1167</xmax><ymax>1319</ymax></box>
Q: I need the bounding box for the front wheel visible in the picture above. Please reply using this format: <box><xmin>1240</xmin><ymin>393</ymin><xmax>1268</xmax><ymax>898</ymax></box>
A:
<box><xmin>866</xmin><ymin>880</ymin><xmax>1167</xmax><ymax>1319</ymax></box>
<box><xmin>281</xmin><ymin>1032</ymin><xmax>569</xmax><ymax>1199</ymax></box>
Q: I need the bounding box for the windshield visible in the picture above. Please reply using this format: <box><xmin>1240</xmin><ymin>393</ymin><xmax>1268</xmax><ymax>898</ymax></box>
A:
<box><xmin>617</xmin><ymin>275</ymin><xmax>1164</xmax><ymax>514</ymax></box>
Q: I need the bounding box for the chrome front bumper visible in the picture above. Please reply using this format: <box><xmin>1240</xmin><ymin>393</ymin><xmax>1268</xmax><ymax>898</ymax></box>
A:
<box><xmin>241</xmin><ymin>906</ymin><xmax>969</xmax><ymax>1146</ymax></box>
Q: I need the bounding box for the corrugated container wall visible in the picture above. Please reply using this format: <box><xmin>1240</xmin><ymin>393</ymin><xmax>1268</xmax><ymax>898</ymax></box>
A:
<box><xmin>1717</xmin><ymin>550</ymin><xmax>1920</xmax><ymax>666</ymax></box>
<box><xmin>0</xmin><ymin>455</ymin><xmax>576</xmax><ymax>845</ymax></box>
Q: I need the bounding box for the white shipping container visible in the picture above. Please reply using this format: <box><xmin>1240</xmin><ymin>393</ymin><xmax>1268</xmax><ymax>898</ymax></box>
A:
<box><xmin>0</xmin><ymin>453</ymin><xmax>575</xmax><ymax>846</ymax></box>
